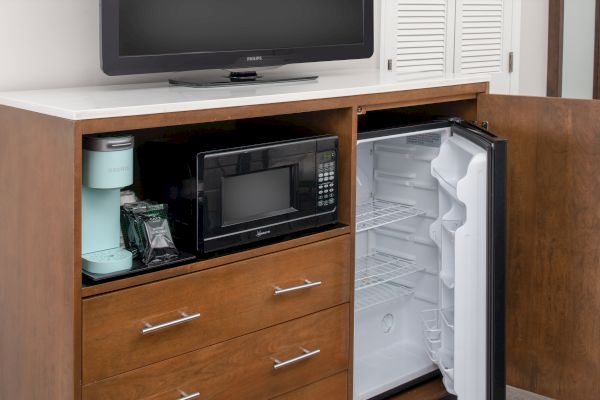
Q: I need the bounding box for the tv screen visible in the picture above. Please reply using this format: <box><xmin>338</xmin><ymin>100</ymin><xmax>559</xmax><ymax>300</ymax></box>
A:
<box><xmin>101</xmin><ymin>0</ymin><xmax>374</xmax><ymax>76</ymax></box>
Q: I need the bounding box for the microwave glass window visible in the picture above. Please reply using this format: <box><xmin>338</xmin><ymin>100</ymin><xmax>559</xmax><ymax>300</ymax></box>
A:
<box><xmin>221</xmin><ymin>167</ymin><xmax>295</xmax><ymax>226</ymax></box>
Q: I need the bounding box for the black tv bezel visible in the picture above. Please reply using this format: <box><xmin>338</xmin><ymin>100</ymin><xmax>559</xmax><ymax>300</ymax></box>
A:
<box><xmin>100</xmin><ymin>0</ymin><xmax>375</xmax><ymax>76</ymax></box>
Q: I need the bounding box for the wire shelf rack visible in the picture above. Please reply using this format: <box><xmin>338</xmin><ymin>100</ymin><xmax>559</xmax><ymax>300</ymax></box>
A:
<box><xmin>356</xmin><ymin>199</ymin><xmax>426</xmax><ymax>232</ymax></box>
<box><xmin>354</xmin><ymin>283</ymin><xmax>414</xmax><ymax>312</ymax></box>
<box><xmin>355</xmin><ymin>251</ymin><xmax>424</xmax><ymax>290</ymax></box>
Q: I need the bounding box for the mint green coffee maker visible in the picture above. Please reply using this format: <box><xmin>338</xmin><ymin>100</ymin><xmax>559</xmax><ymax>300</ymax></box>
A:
<box><xmin>82</xmin><ymin>135</ymin><xmax>134</xmax><ymax>274</ymax></box>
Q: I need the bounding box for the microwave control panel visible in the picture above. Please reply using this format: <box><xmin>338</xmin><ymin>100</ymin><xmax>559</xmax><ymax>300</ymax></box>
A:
<box><xmin>317</xmin><ymin>150</ymin><xmax>337</xmax><ymax>209</ymax></box>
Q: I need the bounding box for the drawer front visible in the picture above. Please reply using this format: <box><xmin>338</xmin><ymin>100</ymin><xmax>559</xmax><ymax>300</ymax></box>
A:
<box><xmin>271</xmin><ymin>372</ymin><xmax>348</xmax><ymax>399</ymax></box>
<box><xmin>83</xmin><ymin>305</ymin><xmax>349</xmax><ymax>400</ymax></box>
<box><xmin>83</xmin><ymin>235</ymin><xmax>350</xmax><ymax>384</ymax></box>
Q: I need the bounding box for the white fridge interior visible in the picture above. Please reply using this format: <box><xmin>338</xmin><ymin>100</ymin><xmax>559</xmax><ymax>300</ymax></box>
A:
<box><xmin>354</xmin><ymin>124</ymin><xmax>489</xmax><ymax>400</ymax></box>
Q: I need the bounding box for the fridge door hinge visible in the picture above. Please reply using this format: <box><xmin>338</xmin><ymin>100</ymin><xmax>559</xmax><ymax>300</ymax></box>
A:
<box><xmin>387</xmin><ymin>59</ymin><xmax>393</xmax><ymax>71</ymax></box>
<box><xmin>508</xmin><ymin>52</ymin><xmax>514</xmax><ymax>74</ymax></box>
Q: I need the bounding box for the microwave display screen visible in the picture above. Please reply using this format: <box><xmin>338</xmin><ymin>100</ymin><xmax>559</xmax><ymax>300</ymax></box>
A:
<box><xmin>222</xmin><ymin>167</ymin><xmax>294</xmax><ymax>226</ymax></box>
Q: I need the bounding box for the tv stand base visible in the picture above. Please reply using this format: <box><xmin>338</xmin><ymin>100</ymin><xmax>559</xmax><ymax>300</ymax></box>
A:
<box><xmin>169</xmin><ymin>71</ymin><xmax>318</xmax><ymax>88</ymax></box>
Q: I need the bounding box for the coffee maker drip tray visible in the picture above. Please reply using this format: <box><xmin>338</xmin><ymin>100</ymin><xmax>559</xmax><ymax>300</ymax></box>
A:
<box><xmin>82</xmin><ymin>251</ymin><xmax>196</xmax><ymax>283</ymax></box>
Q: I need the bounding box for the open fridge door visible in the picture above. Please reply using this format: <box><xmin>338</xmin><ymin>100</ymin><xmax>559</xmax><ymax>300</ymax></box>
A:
<box><xmin>428</xmin><ymin>122</ymin><xmax>506</xmax><ymax>400</ymax></box>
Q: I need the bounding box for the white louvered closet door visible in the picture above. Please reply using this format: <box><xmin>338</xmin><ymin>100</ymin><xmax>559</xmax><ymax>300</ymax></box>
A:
<box><xmin>382</xmin><ymin>0</ymin><xmax>456</xmax><ymax>80</ymax></box>
<box><xmin>382</xmin><ymin>0</ymin><xmax>515</xmax><ymax>93</ymax></box>
<box><xmin>454</xmin><ymin>0</ymin><xmax>513</xmax><ymax>93</ymax></box>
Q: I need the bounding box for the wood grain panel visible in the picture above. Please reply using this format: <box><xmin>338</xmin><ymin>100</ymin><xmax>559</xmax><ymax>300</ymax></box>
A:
<box><xmin>478</xmin><ymin>94</ymin><xmax>600</xmax><ymax>400</ymax></box>
<box><xmin>272</xmin><ymin>372</ymin><xmax>348</xmax><ymax>400</ymax></box>
<box><xmin>0</xmin><ymin>106</ymin><xmax>78</xmax><ymax>399</ymax></box>
<box><xmin>83</xmin><ymin>235</ymin><xmax>351</xmax><ymax>384</ymax></box>
<box><xmin>83</xmin><ymin>305</ymin><xmax>349</xmax><ymax>400</ymax></box>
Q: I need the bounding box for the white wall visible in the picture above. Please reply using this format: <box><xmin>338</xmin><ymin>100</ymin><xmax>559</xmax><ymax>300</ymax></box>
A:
<box><xmin>562</xmin><ymin>0</ymin><xmax>596</xmax><ymax>99</ymax></box>
<box><xmin>0</xmin><ymin>0</ymin><xmax>380</xmax><ymax>91</ymax></box>
<box><xmin>0</xmin><ymin>0</ymin><xmax>551</xmax><ymax>96</ymax></box>
<box><xmin>517</xmin><ymin>0</ymin><xmax>549</xmax><ymax>97</ymax></box>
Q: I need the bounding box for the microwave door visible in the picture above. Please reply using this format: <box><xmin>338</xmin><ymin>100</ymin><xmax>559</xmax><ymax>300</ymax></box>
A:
<box><xmin>200</xmin><ymin>142</ymin><xmax>318</xmax><ymax>250</ymax></box>
<box><xmin>431</xmin><ymin>123</ymin><xmax>506</xmax><ymax>400</ymax></box>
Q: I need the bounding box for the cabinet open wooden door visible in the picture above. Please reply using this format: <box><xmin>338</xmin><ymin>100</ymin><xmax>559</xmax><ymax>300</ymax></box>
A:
<box><xmin>477</xmin><ymin>94</ymin><xmax>600</xmax><ymax>400</ymax></box>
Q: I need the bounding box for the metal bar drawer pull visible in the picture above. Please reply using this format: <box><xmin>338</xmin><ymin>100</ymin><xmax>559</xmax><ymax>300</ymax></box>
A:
<box><xmin>178</xmin><ymin>390</ymin><xmax>200</xmax><ymax>400</ymax></box>
<box><xmin>273</xmin><ymin>280</ymin><xmax>322</xmax><ymax>296</ymax></box>
<box><xmin>272</xmin><ymin>348</ymin><xmax>321</xmax><ymax>370</ymax></box>
<box><xmin>141</xmin><ymin>312</ymin><xmax>201</xmax><ymax>335</ymax></box>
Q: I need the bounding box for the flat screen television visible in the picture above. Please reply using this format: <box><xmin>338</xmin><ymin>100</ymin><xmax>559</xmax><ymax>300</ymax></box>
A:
<box><xmin>101</xmin><ymin>0</ymin><xmax>374</xmax><ymax>81</ymax></box>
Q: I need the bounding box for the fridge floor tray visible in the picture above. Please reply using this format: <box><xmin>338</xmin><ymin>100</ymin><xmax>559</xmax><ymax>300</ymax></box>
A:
<box><xmin>354</xmin><ymin>342</ymin><xmax>437</xmax><ymax>400</ymax></box>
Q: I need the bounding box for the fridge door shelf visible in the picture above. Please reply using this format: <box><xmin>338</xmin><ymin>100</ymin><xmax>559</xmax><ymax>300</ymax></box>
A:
<box><xmin>439</xmin><ymin>348</ymin><xmax>456</xmax><ymax>390</ymax></box>
<box><xmin>421</xmin><ymin>309</ymin><xmax>442</xmax><ymax>341</ymax></box>
<box><xmin>439</xmin><ymin>363</ymin><xmax>456</xmax><ymax>394</ymax></box>
<box><xmin>440</xmin><ymin>307</ymin><xmax>455</xmax><ymax>331</ymax></box>
<box><xmin>356</xmin><ymin>198</ymin><xmax>425</xmax><ymax>233</ymax></box>
<box><xmin>355</xmin><ymin>251</ymin><xmax>424</xmax><ymax>290</ymax></box>
<box><xmin>355</xmin><ymin>283</ymin><xmax>414</xmax><ymax>312</ymax></box>
<box><xmin>430</xmin><ymin>138</ymin><xmax>473</xmax><ymax>190</ymax></box>
<box><xmin>421</xmin><ymin>309</ymin><xmax>455</xmax><ymax>363</ymax></box>
<box><xmin>441</xmin><ymin>219</ymin><xmax>460</xmax><ymax>239</ymax></box>
<box><xmin>439</xmin><ymin>269</ymin><xmax>455</xmax><ymax>289</ymax></box>
<box><xmin>424</xmin><ymin>336</ymin><xmax>441</xmax><ymax>363</ymax></box>
<box><xmin>432</xmin><ymin>170</ymin><xmax>460</xmax><ymax>200</ymax></box>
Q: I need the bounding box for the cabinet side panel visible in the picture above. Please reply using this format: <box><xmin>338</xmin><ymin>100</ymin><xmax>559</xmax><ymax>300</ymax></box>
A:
<box><xmin>478</xmin><ymin>95</ymin><xmax>600</xmax><ymax>400</ymax></box>
<box><xmin>0</xmin><ymin>106</ymin><xmax>77</xmax><ymax>399</ymax></box>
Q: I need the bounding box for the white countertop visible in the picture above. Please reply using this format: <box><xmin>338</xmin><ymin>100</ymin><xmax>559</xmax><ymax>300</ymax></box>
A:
<box><xmin>0</xmin><ymin>69</ymin><xmax>489</xmax><ymax>121</ymax></box>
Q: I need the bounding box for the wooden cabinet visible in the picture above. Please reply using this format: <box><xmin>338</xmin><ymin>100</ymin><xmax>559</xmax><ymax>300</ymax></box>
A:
<box><xmin>5</xmin><ymin>77</ymin><xmax>598</xmax><ymax>399</ymax></box>
<box><xmin>0</xmin><ymin>82</ymin><xmax>491</xmax><ymax>400</ymax></box>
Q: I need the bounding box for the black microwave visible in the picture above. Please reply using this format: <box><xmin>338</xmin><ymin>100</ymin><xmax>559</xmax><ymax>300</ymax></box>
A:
<box><xmin>140</xmin><ymin>132</ymin><xmax>338</xmax><ymax>254</ymax></box>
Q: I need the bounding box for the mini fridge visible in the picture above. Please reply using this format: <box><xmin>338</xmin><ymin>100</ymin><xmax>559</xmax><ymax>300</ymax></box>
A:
<box><xmin>353</xmin><ymin>117</ymin><xmax>506</xmax><ymax>400</ymax></box>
